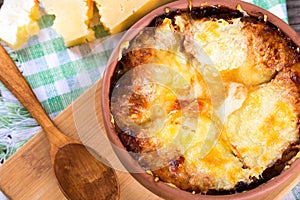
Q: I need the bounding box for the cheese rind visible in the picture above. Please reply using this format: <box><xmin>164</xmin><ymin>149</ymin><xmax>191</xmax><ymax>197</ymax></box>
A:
<box><xmin>95</xmin><ymin>0</ymin><xmax>175</xmax><ymax>34</ymax></box>
<box><xmin>41</xmin><ymin>0</ymin><xmax>95</xmax><ymax>47</ymax></box>
<box><xmin>0</xmin><ymin>0</ymin><xmax>40</xmax><ymax>49</ymax></box>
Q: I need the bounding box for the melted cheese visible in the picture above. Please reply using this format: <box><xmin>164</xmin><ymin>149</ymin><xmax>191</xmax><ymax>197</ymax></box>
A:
<box><xmin>179</xmin><ymin>16</ymin><xmax>280</xmax><ymax>86</ymax></box>
<box><xmin>112</xmin><ymin>14</ymin><xmax>299</xmax><ymax>192</ymax></box>
<box><xmin>191</xmin><ymin>19</ymin><xmax>248</xmax><ymax>72</ymax></box>
<box><xmin>0</xmin><ymin>0</ymin><xmax>40</xmax><ymax>49</ymax></box>
<box><xmin>224</xmin><ymin>83</ymin><xmax>298</xmax><ymax>177</ymax></box>
<box><xmin>186</xmin><ymin>141</ymin><xmax>250</xmax><ymax>190</ymax></box>
<box><xmin>217</xmin><ymin>82</ymin><xmax>248</xmax><ymax>120</ymax></box>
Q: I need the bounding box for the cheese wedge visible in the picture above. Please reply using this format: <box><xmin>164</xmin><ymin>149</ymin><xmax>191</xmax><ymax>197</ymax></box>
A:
<box><xmin>0</xmin><ymin>0</ymin><xmax>40</xmax><ymax>49</ymax></box>
<box><xmin>41</xmin><ymin>0</ymin><xmax>95</xmax><ymax>47</ymax></box>
<box><xmin>94</xmin><ymin>0</ymin><xmax>175</xmax><ymax>34</ymax></box>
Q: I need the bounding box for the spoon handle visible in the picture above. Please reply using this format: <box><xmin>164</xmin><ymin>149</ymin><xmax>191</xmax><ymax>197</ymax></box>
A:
<box><xmin>0</xmin><ymin>45</ymin><xmax>55</xmax><ymax>131</ymax></box>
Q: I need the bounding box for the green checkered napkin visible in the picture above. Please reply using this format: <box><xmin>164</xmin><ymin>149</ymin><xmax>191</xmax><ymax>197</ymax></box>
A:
<box><xmin>0</xmin><ymin>0</ymin><xmax>298</xmax><ymax>199</ymax></box>
<box><xmin>0</xmin><ymin>14</ymin><xmax>120</xmax><ymax>162</ymax></box>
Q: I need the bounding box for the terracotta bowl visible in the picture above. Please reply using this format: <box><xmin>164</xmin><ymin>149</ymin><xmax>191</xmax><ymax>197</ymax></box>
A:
<box><xmin>101</xmin><ymin>0</ymin><xmax>300</xmax><ymax>199</ymax></box>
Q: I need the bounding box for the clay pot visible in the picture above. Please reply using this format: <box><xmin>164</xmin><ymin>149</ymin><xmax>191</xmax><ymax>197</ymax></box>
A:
<box><xmin>101</xmin><ymin>0</ymin><xmax>300</xmax><ymax>199</ymax></box>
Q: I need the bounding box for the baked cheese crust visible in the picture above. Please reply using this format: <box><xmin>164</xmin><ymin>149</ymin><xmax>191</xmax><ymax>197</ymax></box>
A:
<box><xmin>110</xmin><ymin>6</ymin><xmax>300</xmax><ymax>194</ymax></box>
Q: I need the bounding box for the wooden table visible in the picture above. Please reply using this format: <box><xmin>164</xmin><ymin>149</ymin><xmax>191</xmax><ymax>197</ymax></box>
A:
<box><xmin>287</xmin><ymin>0</ymin><xmax>300</xmax><ymax>35</ymax></box>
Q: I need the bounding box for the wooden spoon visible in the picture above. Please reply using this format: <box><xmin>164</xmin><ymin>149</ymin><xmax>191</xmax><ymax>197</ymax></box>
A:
<box><xmin>0</xmin><ymin>45</ymin><xmax>119</xmax><ymax>200</ymax></box>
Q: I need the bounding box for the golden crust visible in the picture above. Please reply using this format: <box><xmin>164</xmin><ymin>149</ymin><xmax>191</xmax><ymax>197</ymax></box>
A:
<box><xmin>228</xmin><ymin>21</ymin><xmax>299</xmax><ymax>85</ymax></box>
<box><xmin>243</xmin><ymin>21</ymin><xmax>298</xmax><ymax>72</ymax></box>
<box><xmin>111</xmin><ymin>7</ymin><xmax>300</xmax><ymax>194</ymax></box>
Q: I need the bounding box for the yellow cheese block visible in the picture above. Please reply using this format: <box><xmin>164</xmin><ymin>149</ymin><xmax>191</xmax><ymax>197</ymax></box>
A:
<box><xmin>41</xmin><ymin>0</ymin><xmax>95</xmax><ymax>47</ymax></box>
<box><xmin>94</xmin><ymin>0</ymin><xmax>176</xmax><ymax>34</ymax></box>
<box><xmin>0</xmin><ymin>0</ymin><xmax>40</xmax><ymax>49</ymax></box>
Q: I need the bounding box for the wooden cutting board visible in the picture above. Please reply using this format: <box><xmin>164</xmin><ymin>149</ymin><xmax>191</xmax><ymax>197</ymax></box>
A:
<box><xmin>0</xmin><ymin>80</ymin><xmax>299</xmax><ymax>200</ymax></box>
<box><xmin>0</xmin><ymin>81</ymin><xmax>161</xmax><ymax>200</ymax></box>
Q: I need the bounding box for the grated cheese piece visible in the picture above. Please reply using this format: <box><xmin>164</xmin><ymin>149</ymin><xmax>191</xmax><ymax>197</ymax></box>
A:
<box><xmin>41</xmin><ymin>0</ymin><xmax>95</xmax><ymax>47</ymax></box>
<box><xmin>0</xmin><ymin>0</ymin><xmax>40</xmax><ymax>49</ymax></box>
<box><xmin>94</xmin><ymin>0</ymin><xmax>175</xmax><ymax>34</ymax></box>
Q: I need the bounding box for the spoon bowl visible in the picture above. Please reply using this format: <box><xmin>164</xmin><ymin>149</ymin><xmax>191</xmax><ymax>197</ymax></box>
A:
<box><xmin>0</xmin><ymin>44</ymin><xmax>120</xmax><ymax>200</ymax></box>
<box><xmin>54</xmin><ymin>143</ymin><xmax>119</xmax><ymax>200</ymax></box>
